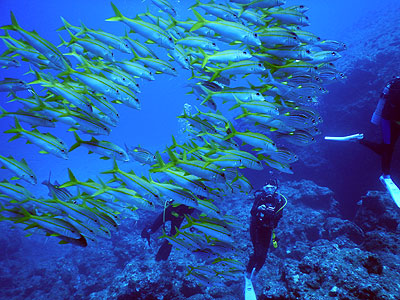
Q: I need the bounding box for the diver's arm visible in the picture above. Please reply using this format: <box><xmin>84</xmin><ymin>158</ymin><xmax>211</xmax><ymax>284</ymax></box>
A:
<box><xmin>250</xmin><ymin>192</ymin><xmax>263</xmax><ymax>216</ymax></box>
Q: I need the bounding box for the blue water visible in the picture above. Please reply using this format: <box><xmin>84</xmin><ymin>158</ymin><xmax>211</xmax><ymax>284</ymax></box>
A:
<box><xmin>0</xmin><ymin>0</ymin><xmax>394</xmax><ymax>190</ymax></box>
<box><xmin>0</xmin><ymin>0</ymin><xmax>398</xmax><ymax>298</ymax></box>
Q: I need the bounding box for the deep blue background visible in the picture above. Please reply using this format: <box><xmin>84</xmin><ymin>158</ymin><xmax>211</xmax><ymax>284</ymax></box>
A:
<box><xmin>0</xmin><ymin>0</ymin><xmax>397</xmax><ymax>226</ymax></box>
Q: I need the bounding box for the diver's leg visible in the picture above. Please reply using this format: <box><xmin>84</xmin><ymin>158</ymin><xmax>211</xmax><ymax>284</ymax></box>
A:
<box><xmin>155</xmin><ymin>240</ymin><xmax>173</xmax><ymax>261</ymax></box>
<box><xmin>253</xmin><ymin>229</ymin><xmax>272</xmax><ymax>273</ymax></box>
<box><xmin>381</xmin><ymin>119</ymin><xmax>395</xmax><ymax>175</ymax></box>
<box><xmin>246</xmin><ymin>224</ymin><xmax>258</xmax><ymax>274</ymax></box>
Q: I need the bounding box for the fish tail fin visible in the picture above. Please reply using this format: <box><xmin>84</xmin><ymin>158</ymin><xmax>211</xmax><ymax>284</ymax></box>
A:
<box><xmin>4</xmin><ymin>117</ymin><xmax>23</xmax><ymax>135</ymax></box>
<box><xmin>102</xmin><ymin>159</ymin><xmax>120</xmax><ymax>174</ymax></box>
<box><xmin>224</xmin><ymin>121</ymin><xmax>236</xmax><ymax>140</ymax></box>
<box><xmin>0</xmin><ymin>104</ymin><xmax>8</xmax><ymax>117</ymax></box>
<box><xmin>67</xmin><ymin>168</ymin><xmax>78</xmax><ymax>183</ymax></box>
<box><xmin>106</xmin><ymin>2</ymin><xmax>125</xmax><ymax>22</ymax></box>
<box><xmin>171</xmin><ymin>135</ymin><xmax>179</xmax><ymax>149</ymax></box>
<box><xmin>28</xmin><ymin>69</ymin><xmax>47</xmax><ymax>85</ymax></box>
<box><xmin>190</xmin><ymin>9</ymin><xmax>206</xmax><ymax>32</ymax></box>
<box><xmin>69</xmin><ymin>132</ymin><xmax>82</xmax><ymax>152</ymax></box>
<box><xmin>2</xmin><ymin>39</ymin><xmax>17</xmax><ymax>54</ymax></box>
<box><xmin>189</xmin><ymin>0</ymin><xmax>201</xmax><ymax>10</ymax></box>
<box><xmin>57</xmin><ymin>32</ymin><xmax>69</xmax><ymax>48</ymax></box>
<box><xmin>229</xmin><ymin>97</ymin><xmax>243</xmax><ymax>110</ymax></box>
<box><xmin>166</xmin><ymin>16</ymin><xmax>178</xmax><ymax>30</ymax></box>
<box><xmin>96</xmin><ymin>176</ymin><xmax>108</xmax><ymax>190</ymax></box>
<box><xmin>166</xmin><ymin>146</ymin><xmax>179</xmax><ymax>165</ymax></box>
<box><xmin>8</xmin><ymin>11</ymin><xmax>21</xmax><ymax>31</ymax></box>
<box><xmin>15</xmin><ymin>206</ymin><xmax>32</xmax><ymax>223</ymax></box>
<box><xmin>79</xmin><ymin>20</ymin><xmax>89</xmax><ymax>33</ymax></box>
<box><xmin>155</xmin><ymin>151</ymin><xmax>165</xmax><ymax>168</ymax></box>
<box><xmin>206</xmin><ymin>66</ymin><xmax>221</xmax><ymax>82</ymax></box>
<box><xmin>58</xmin><ymin>17</ymin><xmax>72</xmax><ymax>32</ymax></box>
<box><xmin>64</xmin><ymin>28</ymin><xmax>79</xmax><ymax>46</ymax></box>
<box><xmin>199</xmin><ymin>48</ymin><xmax>210</xmax><ymax>69</ymax></box>
<box><xmin>200</xmin><ymin>91</ymin><xmax>214</xmax><ymax>105</ymax></box>
<box><xmin>265</xmin><ymin>68</ymin><xmax>276</xmax><ymax>85</ymax></box>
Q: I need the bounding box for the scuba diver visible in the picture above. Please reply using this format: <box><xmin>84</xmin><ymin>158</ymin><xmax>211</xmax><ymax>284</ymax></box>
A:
<box><xmin>245</xmin><ymin>178</ymin><xmax>287</xmax><ymax>299</ymax></box>
<box><xmin>325</xmin><ymin>76</ymin><xmax>400</xmax><ymax>208</ymax></box>
<box><xmin>141</xmin><ymin>201</ymin><xmax>195</xmax><ymax>261</ymax></box>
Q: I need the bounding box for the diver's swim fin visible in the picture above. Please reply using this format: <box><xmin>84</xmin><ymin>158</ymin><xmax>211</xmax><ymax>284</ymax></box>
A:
<box><xmin>324</xmin><ymin>133</ymin><xmax>364</xmax><ymax>141</ymax></box>
<box><xmin>244</xmin><ymin>270</ymin><xmax>257</xmax><ymax>300</ymax></box>
<box><xmin>380</xmin><ymin>175</ymin><xmax>400</xmax><ymax>208</ymax></box>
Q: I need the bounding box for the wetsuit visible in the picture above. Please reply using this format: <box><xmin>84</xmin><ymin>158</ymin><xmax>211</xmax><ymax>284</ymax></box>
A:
<box><xmin>361</xmin><ymin>77</ymin><xmax>400</xmax><ymax>175</ymax></box>
<box><xmin>141</xmin><ymin>203</ymin><xmax>195</xmax><ymax>261</ymax></box>
<box><xmin>246</xmin><ymin>189</ymin><xmax>285</xmax><ymax>274</ymax></box>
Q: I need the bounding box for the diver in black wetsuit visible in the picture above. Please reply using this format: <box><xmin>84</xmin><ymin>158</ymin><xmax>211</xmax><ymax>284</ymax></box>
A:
<box><xmin>325</xmin><ymin>76</ymin><xmax>400</xmax><ymax>207</ymax></box>
<box><xmin>246</xmin><ymin>179</ymin><xmax>286</xmax><ymax>278</ymax></box>
<box><xmin>141</xmin><ymin>201</ymin><xmax>195</xmax><ymax>261</ymax></box>
<box><xmin>360</xmin><ymin>76</ymin><xmax>400</xmax><ymax>178</ymax></box>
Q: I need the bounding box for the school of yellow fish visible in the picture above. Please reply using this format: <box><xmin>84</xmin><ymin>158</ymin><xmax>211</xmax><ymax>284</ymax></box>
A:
<box><xmin>0</xmin><ymin>0</ymin><xmax>346</xmax><ymax>286</ymax></box>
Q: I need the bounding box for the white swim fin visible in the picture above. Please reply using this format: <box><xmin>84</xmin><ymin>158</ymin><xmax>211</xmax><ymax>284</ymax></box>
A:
<box><xmin>244</xmin><ymin>269</ymin><xmax>257</xmax><ymax>300</ymax></box>
<box><xmin>324</xmin><ymin>133</ymin><xmax>364</xmax><ymax>141</ymax></box>
<box><xmin>380</xmin><ymin>175</ymin><xmax>400</xmax><ymax>208</ymax></box>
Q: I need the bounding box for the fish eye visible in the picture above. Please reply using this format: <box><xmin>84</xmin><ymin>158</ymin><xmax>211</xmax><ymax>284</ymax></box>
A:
<box><xmin>258</xmin><ymin>63</ymin><xmax>262</xmax><ymax>67</ymax></box>
<box><xmin>125</xmin><ymin>43</ymin><xmax>129</xmax><ymax>47</ymax></box>
<box><xmin>13</xmin><ymin>59</ymin><xmax>18</xmax><ymax>63</ymax></box>
<box><xmin>254</xmin><ymin>33</ymin><xmax>258</xmax><ymax>37</ymax></box>
<box><xmin>135</xmin><ymin>98</ymin><xmax>139</xmax><ymax>102</ymax></box>
<box><xmin>118</xmin><ymin>152</ymin><xmax>123</xmax><ymax>155</ymax></box>
<box><xmin>30</xmin><ymin>175</ymin><xmax>34</xmax><ymax>178</ymax></box>
<box><xmin>112</xmin><ymin>53</ymin><xmax>114</xmax><ymax>57</ymax></box>
<box><xmin>60</xmin><ymin>141</ymin><xmax>64</xmax><ymax>144</ymax></box>
<box><xmin>212</xmin><ymin>43</ymin><xmax>216</xmax><ymax>46</ymax></box>
<box><xmin>317</xmin><ymin>37</ymin><xmax>321</xmax><ymax>41</ymax></box>
<box><xmin>136</xmin><ymin>83</ymin><xmax>140</xmax><ymax>87</ymax></box>
<box><xmin>116</xmin><ymin>89</ymin><xmax>119</xmax><ymax>93</ymax></box>
<box><xmin>122</xmin><ymin>77</ymin><xmax>126</xmax><ymax>81</ymax></box>
<box><xmin>256</xmin><ymin>92</ymin><xmax>260</xmax><ymax>95</ymax></box>
<box><xmin>305</xmin><ymin>16</ymin><xmax>309</xmax><ymax>20</ymax></box>
<box><xmin>332</xmin><ymin>52</ymin><xmax>336</xmax><ymax>55</ymax></box>
<box><xmin>243</xmin><ymin>51</ymin><xmax>247</xmax><ymax>54</ymax></box>
<box><xmin>19</xmin><ymin>80</ymin><xmax>24</xmax><ymax>84</ymax></box>
<box><xmin>306</xmin><ymin>50</ymin><xmax>311</xmax><ymax>54</ymax></box>
<box><xmin>172</xmin><ymin>67</ymin><xmax>176</xmax><ymax>71</ymax></box>
<box><xmin>168</xmin><ymin>37</ymin><xmax>173</xmax><ymax>41</ymax></box>
<box><xmin>61</xmin><ymin>149</ymin><xmax>65</xmax><ymax>152</ymax></box>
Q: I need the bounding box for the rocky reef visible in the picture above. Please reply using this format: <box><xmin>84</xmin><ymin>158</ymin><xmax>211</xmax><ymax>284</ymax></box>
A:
<box><xmin>1</xmin><ymin>180</ymin><xmax>399</xmax><ymax>300</ymax></box>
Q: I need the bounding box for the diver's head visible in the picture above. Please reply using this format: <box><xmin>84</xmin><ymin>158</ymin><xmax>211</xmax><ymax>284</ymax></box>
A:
<box><xmin>263</xmin><ymin>178</ymin><xmax>278</xmax><ymax>195</ymax></box>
